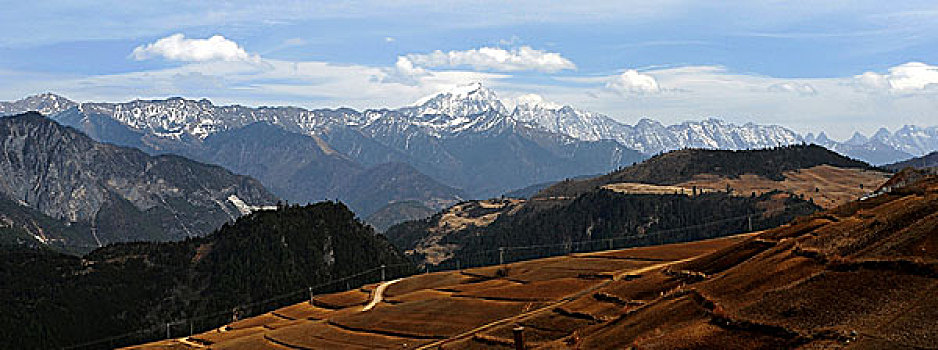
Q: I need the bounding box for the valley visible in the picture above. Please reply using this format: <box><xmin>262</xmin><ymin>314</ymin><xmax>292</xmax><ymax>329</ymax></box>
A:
<box><xmin>387</xmin><ymin>145</ymin><xmax>888</xmax><ymax>268</ymax></box>
<box><xmin>129</xmin><ymin>172</ymin><xmax>938</xmax><ymax>349</ymax></box>
<box><xmin>5</xmin><ymin>4</ymin><xmax>938</xmax><ymax>350</ymax></box>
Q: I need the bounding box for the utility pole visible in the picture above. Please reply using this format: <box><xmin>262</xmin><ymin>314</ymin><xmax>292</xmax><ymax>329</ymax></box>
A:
<box><xmin>499</xmin><ymin>247</ymin><xmax>505</xmax><ymax>265</ymax></box>
<box><xmin>748</xmin><ymin>215</ymin><xmax>753</xmax><ymax>232</ymax></box>
<box><xmin>308</xmin><ymin>287</ymin><xmax>315</xmax><ymax>305</ymax></box>
<box><xmin>381</xmin><ymin>264</ymin><xmax>386</xmax><ymax>281</ymax></box>
<box><xmin>513</xmin><ymin>326</ymin><xmax>525</xmax><ymax>350</ymax></box>
<box><xmin>166</xmin><ymin>323</ymin><xmax>171</xmax><ymax>339</ymax></box>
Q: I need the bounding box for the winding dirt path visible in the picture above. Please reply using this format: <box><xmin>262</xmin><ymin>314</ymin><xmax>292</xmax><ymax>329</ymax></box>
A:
<box><xmin>363</xmin><ymin>278</ymin><xmax>403</xmax><ymax>312</ymax></box>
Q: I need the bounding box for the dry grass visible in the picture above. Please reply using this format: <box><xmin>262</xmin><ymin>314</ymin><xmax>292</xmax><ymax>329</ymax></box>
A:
<box><xmin>210</xmin><ymin>333</ymin><xmax>292</xmax><ymax>350</ymax></box>
<box><xmin>190</xmin><ymin>326</ymin><xmax>265</xmax><ymax>345</ymax></box>
<box><xmin>677</xmin><ymin>165</ymin><xmax>891</xmax><ymax>208</ymax></box>
<box><xmin>584</xmin><ymin>234</ymin><xmax>752</xmax><ymax>261</ymax></box>
<box><xmin>329</xmin><ymin>298</ymin><xmax>540</xmax><ymax>338</ymax></box>
<box><xmin>272</xmin><ymin>302</ymin><xmax>335</xmax><ymax>320</ymax></box>
<box><xmin>411</xmin><ymin>199</ymin><xmax>526</xmax><ymax>264</ymax></box>
<box><xmin>385</xmin><ymin>289</ymin><xmax>452</xmax><ymax>304</ymax></box>
<box><xmin>601</xmin><ymin>182</ymin><xmax>712</xmax><ymax>196</ymax></box>
<box><xmin>455</xmin><ymin>278</ymin><xmax>603</xmax><ymax>302</ymax></box>
<box><xmin>131</xmin><ymin>176</ymin><xmax>938</xmax><ymax>350</ymax></box>
<box><xmin>227</xmin><ymin>313</ymin><xmax>285</xmax><ymax>330</ymax></box>
<box><xmin>265</xmin><ymin>321</ymin><xmax>428</xmax><ymax>349</ymax></box>
<box><xmin>383</xmin><ymin>270</ymin><xmax>475</xmax><ymax>297</ymax></box>
<box><xmin>312</xmin><ymin>289</ymin><xmax>370</xmax><ymax>309</ymax></box>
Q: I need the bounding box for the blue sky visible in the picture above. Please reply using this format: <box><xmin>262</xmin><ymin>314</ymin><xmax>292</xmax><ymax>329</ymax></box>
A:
<box><xmin>2</xmin><ymin>1</ymin><xmax>938</xmax><ymax>139</ymax></box>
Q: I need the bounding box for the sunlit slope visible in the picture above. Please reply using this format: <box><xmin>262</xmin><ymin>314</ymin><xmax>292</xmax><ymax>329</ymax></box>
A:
<box><xmin>126</xmin><ymin>235</ymin><xmax>751</xmax><ymax>349</ymax></box>
<box><xmin>131</xmin><ymin>172</ymin><xmax>938</xmax><ymax>349</ymax></box>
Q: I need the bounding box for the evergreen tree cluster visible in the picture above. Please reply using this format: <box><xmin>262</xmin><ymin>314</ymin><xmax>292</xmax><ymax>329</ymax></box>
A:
<box><xmin>0</xmin><ymin>202</ymin><xmax>412</xmax><ymax>349</ymax></box>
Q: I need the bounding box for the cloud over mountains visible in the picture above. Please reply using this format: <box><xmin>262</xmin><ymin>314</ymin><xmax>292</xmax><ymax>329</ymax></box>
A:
<box><xmin>131</xmin><ymin>34</ymin><xmax>259</xmax><ymax>62</ymax></box>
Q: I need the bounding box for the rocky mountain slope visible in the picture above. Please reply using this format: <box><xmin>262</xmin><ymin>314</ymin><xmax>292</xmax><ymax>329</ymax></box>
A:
<box><xmin>0</xmin><ymin>112</ymin><xmax>276</xmax><ymax>252</ymax></box>
<box><xmin>0</xmin><ymin>93</ymin><xmax>75</xmax><ymax>116</ymax></box>
<box><xmin>0</xmin><ymin>201</ymin><xmax>412</xmax><ymax>350</ymax></box>
<box><xmin>50</xmin><ymin>106</ymin><xmax>464</xmax><ymax>217</ymax></box>
<box><xmin>0</xmin><ymin>86</ymin><xmax>816</xmax><ymax>200</ymax></box>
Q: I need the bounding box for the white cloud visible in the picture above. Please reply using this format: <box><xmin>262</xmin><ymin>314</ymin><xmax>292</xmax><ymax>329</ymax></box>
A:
<box><xmin>380</xmin><ymin>57</ymin><xmax>431</xmax><ymax>86</ymax></box>
<box><xmin>768</xmin><ymin>82</ymin><xmax>817</xmax><ymax>95</ymax></box>
<box><xmin>855</xmin><ymin>62</ymin><xmax>938</xmax><ymax>92</ymax></box>
<box><xmin>384</xmin><ymin>36</ymin><xmax>396</xmax><ymax>43</ymax></box>
<box><xmin>131</xmin><ymin>34</ymin><xmax>259</xmax><ymax>62</ymax></box>
<box><xmin>605</xmin><ymin>69</ymin><xmax>661</xmax><ymax>94</ymax></box>
<box><xmin>403</xmin><ymin>46</ymin><xmax>576</xmax><ymax>73</ymax></box>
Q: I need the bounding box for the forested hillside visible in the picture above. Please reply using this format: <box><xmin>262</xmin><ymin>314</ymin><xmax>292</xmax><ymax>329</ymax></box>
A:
<box><xmin>0</xmin><ymin>202</ymin><xmax>412</xmax><ymax>349</ymax></box>
<box><xmin>387</xmin><ymin>191</ymin><xmax>818</xmax><ymax>267</ymax></box>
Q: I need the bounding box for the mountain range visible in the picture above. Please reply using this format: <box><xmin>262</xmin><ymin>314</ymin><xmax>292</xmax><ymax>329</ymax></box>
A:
<box><xmin>3</xmin><ymin>84</ymin><xmax>937</xmax><ymax>224</ymax></box>
<box><xmin>0</xmin><ymin>112</ymin><xmax>276</xmax><ymax>253</ymax></box>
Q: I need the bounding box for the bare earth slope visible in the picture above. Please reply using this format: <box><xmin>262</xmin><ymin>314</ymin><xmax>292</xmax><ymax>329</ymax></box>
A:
<box><xmin>130</xmin><ymin>172</ymin><xmax>937</xmax><ymax>349</ymax></box>
<box><xmin>126</xmin><ymin>235</ymin><xmax>751</xmax><ymax>350</ymax></box>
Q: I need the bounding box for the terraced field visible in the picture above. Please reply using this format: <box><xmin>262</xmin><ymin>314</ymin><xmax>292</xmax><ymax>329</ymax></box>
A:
<box><xmin>124</xmin><ymin>235</ymin><xmax>751</xmax><ymax>349</ymax></box>
<box><xmin>128</xmin><ymin>174</ymin><xmax>938</xmax><ymax>349</ymax></box>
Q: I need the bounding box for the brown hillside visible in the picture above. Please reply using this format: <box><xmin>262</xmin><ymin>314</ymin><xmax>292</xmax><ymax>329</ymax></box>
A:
<box><xmin>127</xmin><ymin>174</ymin><xmax>936</xmax><ymax>349</ymax></box>
<box><xmin>535</xmin><ymin>145</ymin><xmax>882</xmax><ymax>200</ymax></box>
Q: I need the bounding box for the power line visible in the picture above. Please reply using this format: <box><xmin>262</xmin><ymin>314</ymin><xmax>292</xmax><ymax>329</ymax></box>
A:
<box><xmin>57</xmin><ymin>201</ymin><xmax>817</xmax><ymax>349</ymax></box>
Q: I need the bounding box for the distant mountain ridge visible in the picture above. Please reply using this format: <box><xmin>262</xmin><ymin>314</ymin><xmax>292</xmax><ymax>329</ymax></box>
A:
<box><xmin>0</xmin><ymin>112</ymin><xmax>277</xmax><ymax>252</ymax></box>
<box><xmin>883</xmin><ymin>151</ymin><xmax>938</xmax><ymax>171</ymax></box>
<box><xmin>3</xmin><ymin>84</ymin><xmax>935</xmax><ymax>206</ymax></box>
<box><xmin>0</xmin><ymin>88</ymin><xmax>647</xmax><ymax>202</ymax></box>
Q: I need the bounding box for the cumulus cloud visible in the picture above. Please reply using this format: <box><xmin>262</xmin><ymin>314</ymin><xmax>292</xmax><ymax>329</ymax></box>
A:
<box><xmin>380</xmin><ymin>57</ymin><xmax>432</xmax><ymax>85</ymax></box>
<box><xmin>768</xmin><ymin>82</ymin><xmax>817</xmax><ymax>95</ymax></box>
<box><xmin>403</xmin><ymin>46</ymin><xmax>576</xmax><ymax>73</ymax></box>
<box><xmin>855</xmin><ymin>62</ymin><xmax>938</xmax><ymax>92</ymax></box>
<box><xmin>131</xmin><ymin>34</ymin><xmax>258</xmax><ymax>62</ymax></box>
<box><xmin>605</xmin><ymin>69</ymin><xmax>660</xmax><ymax>94</ymax></box>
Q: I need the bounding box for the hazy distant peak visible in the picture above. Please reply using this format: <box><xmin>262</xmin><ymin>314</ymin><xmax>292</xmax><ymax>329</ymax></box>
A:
<box><xmin>846</xmin><ymin>131</ymin><xmax>870</xmax><ymax>145</ymax></box>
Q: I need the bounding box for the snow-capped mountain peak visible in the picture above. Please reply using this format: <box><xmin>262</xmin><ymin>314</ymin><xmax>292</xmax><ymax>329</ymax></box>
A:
<box><xmin>0</xmin><ymin>93</ymin><xmax>77</xmax><ymax>116</ymax></box>
<box><xmin>406</xmin><ymin>82</ymin><xmax>506</xmax><ymax>118</ymax></box>
<box><xmin>4</xmin><ymin>88</ymin><xmax>937</xmax><ymax>165</ymax></box>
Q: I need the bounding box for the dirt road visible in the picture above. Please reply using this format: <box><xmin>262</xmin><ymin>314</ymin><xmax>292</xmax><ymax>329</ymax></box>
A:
<box><xmin>363</xmin><ymin>278</ymin><xmax>403</xmax><ymax>312</ymax></box>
